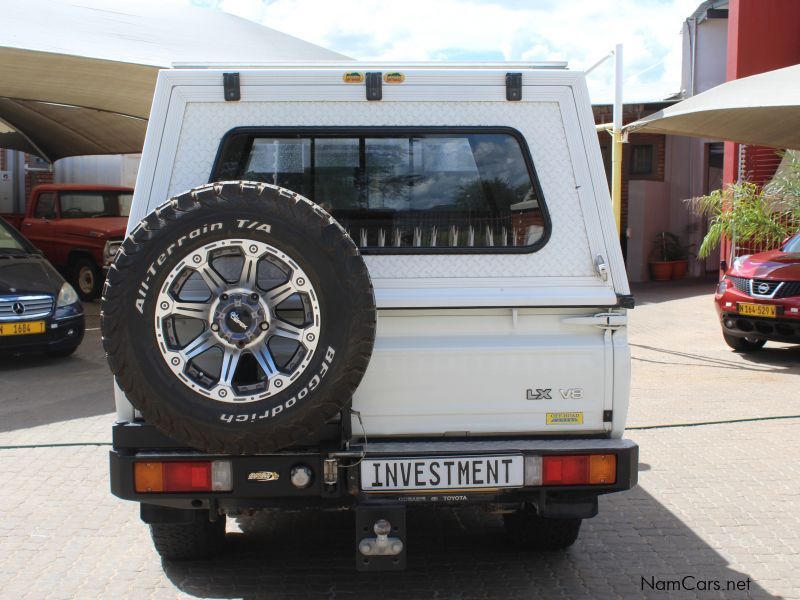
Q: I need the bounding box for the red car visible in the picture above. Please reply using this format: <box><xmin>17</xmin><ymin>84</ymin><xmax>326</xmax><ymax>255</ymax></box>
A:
<box><xmin>2</xmin><ymin>184</ymin><xmax>132</xmax><ymax>300</ymax></box>
<box><xmin>715</xmin><ymin>233</ymin><xmax>800</xmax><ymax>351</ymax></box>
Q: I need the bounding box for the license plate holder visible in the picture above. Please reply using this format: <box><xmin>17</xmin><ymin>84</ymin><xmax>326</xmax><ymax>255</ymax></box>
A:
<box><xmin>738</xmin><ymin>303</ymin><xmax>777</xmax><ymax>318</ymax></box>
<box><xmin>0</xmin><ymin>320</ymin><xmax>46</xmax><ymax>336</ymax></box>
<box><xmin>360</xmin><ymin>454</ymin><xmax>524</xmax><ymax>492</ymax></box>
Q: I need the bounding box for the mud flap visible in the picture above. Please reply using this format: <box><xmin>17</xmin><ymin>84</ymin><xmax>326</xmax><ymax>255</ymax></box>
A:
<box><xmin>355</xmin><ymin>504</ymin><xmax>406</xmax><ymax>571</ymax></box>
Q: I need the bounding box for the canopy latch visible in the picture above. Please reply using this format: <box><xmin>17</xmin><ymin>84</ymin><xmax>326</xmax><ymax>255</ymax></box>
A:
<box><xmin>223</xmin><ymin>72</ymin><xmax>240</xmax><ymax>102</ymax></box>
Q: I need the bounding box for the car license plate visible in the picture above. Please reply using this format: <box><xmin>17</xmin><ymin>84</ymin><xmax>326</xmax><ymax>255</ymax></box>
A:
<box><xmin>0</xmin><ymin>321</ymin><xmax>46</xmax><ymax>336</ymax></box>
<box><xmin>738</xmin><ymin>303</ymin><xmax>777</xmax><ymax>318</ymax></box>
<box><xmin>360</xmin><ymin>455</ymin><xmax>524</xmax><ymax>492</ymax></box>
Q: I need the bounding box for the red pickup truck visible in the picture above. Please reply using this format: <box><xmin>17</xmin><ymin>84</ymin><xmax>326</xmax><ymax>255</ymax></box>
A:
<box><xmin>3</xmin><ymin>184</ymin><xmax>132</xmax><ymax>300</ymax></box>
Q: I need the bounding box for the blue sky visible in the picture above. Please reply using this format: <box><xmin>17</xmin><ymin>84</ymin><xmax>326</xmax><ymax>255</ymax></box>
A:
<box><xmin>184</xmin><ymin>0</ymin><xmax>702</xmax><ymax>103</ymax></box>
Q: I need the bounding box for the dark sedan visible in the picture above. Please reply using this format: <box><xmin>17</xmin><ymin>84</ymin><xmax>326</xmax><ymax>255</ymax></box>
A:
<box><xmin>0</xmin><ymin>217</ymin><xmax>84</xmax><ymax>357</ymax></box>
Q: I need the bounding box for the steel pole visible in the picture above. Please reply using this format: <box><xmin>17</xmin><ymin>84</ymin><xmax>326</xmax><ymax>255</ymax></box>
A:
<box><xmin>611</xmin><ymin>43</ymin><xmax>623</xmax><ymax>234</ymax></box>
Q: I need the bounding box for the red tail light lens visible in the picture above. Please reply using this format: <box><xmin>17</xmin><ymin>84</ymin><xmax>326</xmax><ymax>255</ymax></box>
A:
<box><xmin>542</xmin><ymin>454</ymin><xmax>617</xmax><ymax>486</ymax></box>
<box><xmin>163</xmin><ymin>462</ymin><xmax>212</xmax><ymax>492</ymax></box>
<box><xmin>543</xmin><ymin>455</ymin><xmax>589</xmax><ymax>485</ymax></box>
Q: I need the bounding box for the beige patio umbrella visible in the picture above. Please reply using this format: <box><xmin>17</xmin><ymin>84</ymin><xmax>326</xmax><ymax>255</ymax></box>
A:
<box><xmin>626</xmin><ymin>63</ymin><xmax>800</xmax><ymax>149</ymax></box>
<box><xmin>0</xmin><ymin>0</ymin><xmax>348</xmax><ymax>161</ymax></box>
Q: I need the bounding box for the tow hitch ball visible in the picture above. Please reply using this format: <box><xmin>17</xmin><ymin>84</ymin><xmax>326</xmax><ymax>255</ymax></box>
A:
<box><xmin>355</xmin><ymin>506</ymin><xmax>406</xmax><ymax>571</ymax></box>
<box><xmin>359</xmin><ymin>519</ymin><xmax>403</xmax><ymax>556</ymax></box>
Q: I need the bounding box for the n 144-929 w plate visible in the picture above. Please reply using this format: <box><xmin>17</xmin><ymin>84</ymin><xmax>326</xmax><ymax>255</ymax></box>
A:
<box><xmin>738</xmin><ymin>303</ymin><xmax>776</xmax><ymax>318</ymax></box>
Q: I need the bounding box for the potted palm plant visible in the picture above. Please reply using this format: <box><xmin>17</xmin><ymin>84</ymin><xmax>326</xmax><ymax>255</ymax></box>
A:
<box><xmin>670</xmin><ymin>234</ymin><xmax>694</xmax><ymax>279</ymax></box>
<box><xmin>688</xmin><ymin>181</ymin><xmax>794</xmax><ymax>260</ymax></box>
<box><xmin>649</xmin><ymin>231</ymin><xmax>684</xmax><ymax>280</ymax></box>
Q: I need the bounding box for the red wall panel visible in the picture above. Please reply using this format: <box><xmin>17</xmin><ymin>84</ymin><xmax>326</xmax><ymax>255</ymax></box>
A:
<box><xmin>721</xmin><ymin>0</ymin><xmax>800</xmax><ymax>260</ymax></box>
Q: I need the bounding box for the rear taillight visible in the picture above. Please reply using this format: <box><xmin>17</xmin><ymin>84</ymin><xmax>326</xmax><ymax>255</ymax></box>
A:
<box><xmin>134</xmin><ymin>460</ymin><xmax>232</xmax><ymax>492</ymax></box>
<box><xmin>541</xmin><ymin>454</ymin><xmax>616</xmax><ymax>486</ymax></box>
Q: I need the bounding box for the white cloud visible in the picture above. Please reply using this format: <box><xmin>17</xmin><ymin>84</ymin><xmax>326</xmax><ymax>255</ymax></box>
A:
<box><xmin>193</xmin><ymin>0</ymin><xmax>706</xmax><ymax>103</ymax></box>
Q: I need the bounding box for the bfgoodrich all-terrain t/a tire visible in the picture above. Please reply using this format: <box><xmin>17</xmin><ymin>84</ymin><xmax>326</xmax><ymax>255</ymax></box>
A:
<box><xmin>102</xmin><ymin>182</ymin><xmax>376</xmax><ymax>454</ymax></box>
<box><xmin>149</xmin><ymin>515</ymin><xmax>226</xmax><ymax>561</ymax></box>
<box><xmin>503</xmin><ymin>507</ymin><xmax>582</xmax><ymax>551</ymax></box>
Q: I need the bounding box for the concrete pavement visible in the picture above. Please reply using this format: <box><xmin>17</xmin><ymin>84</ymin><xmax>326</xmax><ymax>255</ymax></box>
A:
<box><xmin>0</xmin><ymin>281</ymin><xmax>798</xmax><ymax>599</ymax></box>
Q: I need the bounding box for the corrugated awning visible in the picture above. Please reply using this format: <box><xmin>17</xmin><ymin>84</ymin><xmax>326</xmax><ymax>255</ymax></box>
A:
<box><xmin>626</xmin><ymin>63</ymin><xmax>800</xmax><ymax>150</ymax></box>
<box><xmin>0</xmin><ymin>0</ymin><xmax>349</xmax><ymax>161</ymax></box>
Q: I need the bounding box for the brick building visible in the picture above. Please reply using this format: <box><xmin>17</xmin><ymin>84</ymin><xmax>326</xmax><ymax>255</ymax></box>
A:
<box><xmin>599</xmin><ymin>0</ymin><xmax>800</xmax><ymax>281</ymax></box>
<box><xmin>0</xmin><ymin>148</ymin><xmax>53</xmax><ymax>214</ymax></box>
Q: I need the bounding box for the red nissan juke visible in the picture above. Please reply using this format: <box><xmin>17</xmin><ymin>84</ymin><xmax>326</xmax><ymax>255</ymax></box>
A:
<box><xmin>715</xmin><ymin>233</ymin><xmax>800</xmax><ymax>352</ymax></box>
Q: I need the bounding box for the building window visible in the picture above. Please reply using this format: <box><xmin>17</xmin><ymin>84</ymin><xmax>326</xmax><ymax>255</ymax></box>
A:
<box><xmin>630</xmin><ymin>144</ymin><xmax>654</xmax><ymax>175</ymax></box>
<box><xmin>26</xmin><ymin>155</ymin><xmax>51</xmax><ymax>172</ymax></box>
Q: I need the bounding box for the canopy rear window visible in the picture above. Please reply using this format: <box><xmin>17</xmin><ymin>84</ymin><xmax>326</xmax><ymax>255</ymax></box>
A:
<box><xmin>212</xmin><ymin>128</ymin><xmax>549</xmax><ymax>254</ymax></box>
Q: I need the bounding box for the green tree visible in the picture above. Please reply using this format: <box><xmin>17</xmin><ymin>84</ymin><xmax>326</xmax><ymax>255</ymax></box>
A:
<box><xmin>688</xmin><ymin>181</ymin><xmax>795</xmax><ymax>259</ymax></box>
<box><xmin>763</xmin><ymin>150</ymin><xmax>800</xmax><ymax>213</ymax></box>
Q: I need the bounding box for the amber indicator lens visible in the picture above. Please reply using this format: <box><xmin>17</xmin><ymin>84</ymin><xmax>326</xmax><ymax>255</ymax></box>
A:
<box><xmin>589</xmin><ymin>454</ymin><xmax>617</xmax><ymax>484</ymax></box>
<box><xmin>134</xmin><ymin>462</ymin><xmax>165</xmax><ymax>493</ymax></box>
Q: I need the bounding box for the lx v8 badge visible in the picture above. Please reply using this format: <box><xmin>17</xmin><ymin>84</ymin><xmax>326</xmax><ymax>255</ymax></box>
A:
<box><xmin>248</xmin><ymin>471</ymin><xmax>279</xmax><ymax>482</ymax></box>
<box><xmin>526</xmin><ymin>388</ymin><xmax>584</xmax><ymax>400</ymax></box>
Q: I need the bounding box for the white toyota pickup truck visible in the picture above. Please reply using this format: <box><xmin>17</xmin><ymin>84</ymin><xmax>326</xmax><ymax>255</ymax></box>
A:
<box><xmin>103</xmin><ymin>63</ymin><xmax>638</xmax><ymax>571</ymax></box>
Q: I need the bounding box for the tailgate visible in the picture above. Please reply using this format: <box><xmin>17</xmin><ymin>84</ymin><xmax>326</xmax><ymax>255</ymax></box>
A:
<box><xmin>352</xmin><ymin>307</ymin><xmax>624</xmax><ymax>436</ymax></box>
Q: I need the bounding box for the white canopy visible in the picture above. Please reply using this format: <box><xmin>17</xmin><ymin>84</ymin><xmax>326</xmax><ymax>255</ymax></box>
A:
<box><xmin>0</xmin><ymin>0</ymin><xmax>348</xmax><ymax>161</ymax></box>
<box><xmin>627</xmin><ymin>63</ymin><xmax>800</xmax><ymax>149</ymax></box>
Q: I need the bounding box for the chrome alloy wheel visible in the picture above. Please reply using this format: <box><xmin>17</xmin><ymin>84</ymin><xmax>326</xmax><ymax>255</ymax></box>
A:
<box><xmin>154</xmin><ymin>239</ymin><xmax>321</xmax><ymax>403</ymax></box>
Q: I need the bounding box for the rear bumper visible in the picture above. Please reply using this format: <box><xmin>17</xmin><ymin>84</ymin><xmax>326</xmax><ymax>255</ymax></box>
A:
<box><xmin>110</xmin><ymin>422</ymin><xmax>638</xmax><ymax>515</ymax></box>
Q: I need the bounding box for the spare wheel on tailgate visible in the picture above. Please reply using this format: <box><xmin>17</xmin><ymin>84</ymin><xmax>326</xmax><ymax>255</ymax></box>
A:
<box><xmin>101</xmin><ymin>181</ymin><xmax>376</xmax><ymax>454</ymax></box>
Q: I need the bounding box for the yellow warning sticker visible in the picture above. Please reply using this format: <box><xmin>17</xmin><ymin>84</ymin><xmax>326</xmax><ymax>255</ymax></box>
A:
<box><xmin>546</xmin><ymin>412</ymin><xmax>584</xmax><ymax>425</ymax></box>
<box><xmin>383</xmin><ymin>72</ymin><xmax>405</xmax><ymax>84</ymax></box>
<box><xmin>343</xmin><ymin>72</ymin><xmax>365</xmax><ymax>83</ymax></box>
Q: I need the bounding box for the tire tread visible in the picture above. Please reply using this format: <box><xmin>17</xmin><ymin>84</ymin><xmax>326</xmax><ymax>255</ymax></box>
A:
<box><xmin>101</xmin><ymin>182</ymin><xmax>376</xmax><ymax>454</ymax></box>
<box><xmin>503</xmin><ymin>510</ymin><xmax>582</xmax><ymax>551</ymax></box>
<box><xmin>149</xmin><ymin>518</ymin><xmax>226</xmax><ymax>561</ymax></box>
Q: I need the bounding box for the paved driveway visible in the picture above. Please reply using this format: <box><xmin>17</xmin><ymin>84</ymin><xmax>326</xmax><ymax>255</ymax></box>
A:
<box><xmin>0</xmin><ymin>281</ymin><xmax>798</xmax><ymax>599</ymax></box>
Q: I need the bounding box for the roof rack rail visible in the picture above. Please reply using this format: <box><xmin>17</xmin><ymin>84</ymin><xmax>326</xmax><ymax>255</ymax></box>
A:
<box><xmin>171</xmin><ymin>61</ymin><xmax>569</xmax><ymax>70</ymax></box>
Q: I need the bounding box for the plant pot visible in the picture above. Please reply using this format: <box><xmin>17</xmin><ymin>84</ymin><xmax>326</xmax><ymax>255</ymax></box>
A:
<box><xmin>649</xmin><ymin>261</ymin><xmax>673</xmax><ymax>281</ymax></box>
<box><xmin>671</xmin><ymin>260</ymin><xmax>688</xmax><ymax>279</ymax></box>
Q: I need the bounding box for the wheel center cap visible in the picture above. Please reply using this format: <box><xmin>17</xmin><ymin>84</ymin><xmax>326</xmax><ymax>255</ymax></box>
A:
<box><xmin>213</xmin><ymin>292</ymin><xmax>267</xmax><ymax>345</ymax></box>
<box><xmin>225</xmin><ymin>308</ymin><xmax>252</xmax><ymax>333</ymax></box>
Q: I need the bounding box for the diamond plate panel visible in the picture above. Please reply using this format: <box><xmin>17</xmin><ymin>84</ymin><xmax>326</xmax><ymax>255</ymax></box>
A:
<box><xmin>168</xmin><ymin>100</ymin><xmax>594</xmax><ymax>279</ymax></box>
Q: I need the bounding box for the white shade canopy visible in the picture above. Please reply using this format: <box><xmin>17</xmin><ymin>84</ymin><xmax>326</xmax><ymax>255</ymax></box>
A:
<box><xmin>626</xmin><ymin>63</ymin><xmax>800</xmax><ymax>149</ymax></box>
<box><xmin>0</xmin><ymin>0</ymin><xmax>348</xmax><ymax>161</ymax></box>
